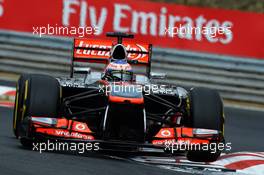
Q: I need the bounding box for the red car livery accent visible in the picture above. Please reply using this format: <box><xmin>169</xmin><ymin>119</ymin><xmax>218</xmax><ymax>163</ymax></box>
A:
<box><xmin>35</xmin><ymin>128</ymin><xmax>94</xmax><ymax>140</ymax></box>
<box><xmin>32</xmin><ymin>117</ymin><xmax>93</xmax><ymax>140</ymax></box>
<box><xmin>74</xmin><ymin>38</ymin><xmax>151</xmax><ymax>64</ymax></box>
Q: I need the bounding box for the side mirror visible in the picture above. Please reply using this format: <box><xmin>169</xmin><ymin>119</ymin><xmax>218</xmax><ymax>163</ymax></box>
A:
<box><xmin>73</xmin><ymin>67</ymin><xmax>91</xmax><ymax>74</ymax></box>
<box><xmin>150</xmin><ymin>72</ymin><xmax>167</xmax><ymax>79</ymax></box>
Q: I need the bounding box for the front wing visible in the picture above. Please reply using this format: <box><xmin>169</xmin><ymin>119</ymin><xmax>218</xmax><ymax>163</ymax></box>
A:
<box><xmin>28</xmin><ymin>117</ymin><xmax>223</xmax><ymax>153</ymax></box>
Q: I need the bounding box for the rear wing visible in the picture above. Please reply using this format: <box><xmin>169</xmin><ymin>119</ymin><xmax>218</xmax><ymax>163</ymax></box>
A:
<box><xmin>70</xmin><ymin>33</ymin><xmax>152</xmax><ymax>77</ymax></box>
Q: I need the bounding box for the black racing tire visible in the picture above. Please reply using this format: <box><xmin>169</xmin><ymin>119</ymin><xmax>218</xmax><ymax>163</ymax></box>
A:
<box><xmin>186</xmin><ymin>87</ymin><xmax>224</xmax><ymax>162</ymax></box>
<box><xmin>13</xmin><ymin>74</ymin><xmax>60</xmax><ymax>144</ymax></box>
<box><xmin>13</xmin><ymin>74</ymin><xmax>31</xmax><ymax>138</ymax></box>
<box><xmin>26</xmin><ymin>74</ymin><xmax>60</xmax><ymax>117</ymax></box>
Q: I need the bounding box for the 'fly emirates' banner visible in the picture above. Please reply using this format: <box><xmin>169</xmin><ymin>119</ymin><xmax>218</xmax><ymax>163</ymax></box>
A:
<box><xmin>0</xmin><ymin>0</ymin><xmax>263</xmax><ymax>59</ymax></box>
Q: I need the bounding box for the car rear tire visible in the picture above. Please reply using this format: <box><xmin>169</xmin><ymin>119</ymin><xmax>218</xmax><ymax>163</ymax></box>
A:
<box><xmin>186</xmin><ymin>87</ymin><xmax>224</xmax><ymax>162</ymax></box>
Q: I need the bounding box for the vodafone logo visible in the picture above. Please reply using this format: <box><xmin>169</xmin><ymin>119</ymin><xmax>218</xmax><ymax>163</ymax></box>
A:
<box><xmin>75</xmin><ymin>123</ymin><xmax>86</xmax><ymax>131</ymax></box>
<box><xmin>161</xmin><ymin>129</ymin><xmax>172</xmax><ymax>137</ymax></box>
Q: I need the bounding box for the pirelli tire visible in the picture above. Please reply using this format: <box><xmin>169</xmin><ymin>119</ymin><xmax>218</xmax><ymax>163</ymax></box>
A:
<box><xmin>186</xmin><ymin>87</ymin><xmax>224</xmax><ymax>162</ymax></box>
<box><xmin>13</xmin><ymin>74</ymin><xmax>31</xmax><ymax>138</ymax></box>
<box><xmin>13</xmin><ymin>74</ymin><xmax>60</xmax><ymax>147</ymax></box>
<box><xmin>26</xmin><ymin>74</ymin><xmax>60</xmax><ymax>117</ymax></box>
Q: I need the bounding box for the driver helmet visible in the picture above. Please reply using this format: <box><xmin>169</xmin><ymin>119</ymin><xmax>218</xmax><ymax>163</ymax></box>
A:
<box><xmin>103</xmin><ymin>60</ymin><xmax>133</xmax><ymax>81</ymax></box>
<box><xmin>110</xmin><ymin>44</ymin><xmax>127</xmax><ymax>60</ymax></box>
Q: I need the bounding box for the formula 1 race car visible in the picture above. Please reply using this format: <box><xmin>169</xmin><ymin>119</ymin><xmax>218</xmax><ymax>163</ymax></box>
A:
<box><xmin>13</xmin><ymin>32</ymin><xmax>225</xmax><ymax>162</ymax></box>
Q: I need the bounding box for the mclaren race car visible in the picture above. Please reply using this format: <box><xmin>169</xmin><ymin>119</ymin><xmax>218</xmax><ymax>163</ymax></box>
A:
<box><xmin>13</xmin><ymin>32</ymin><xmax>225</xmax><ymax>162</ymax></box>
